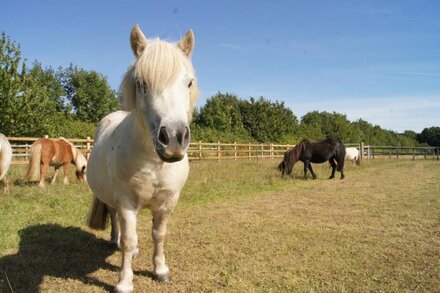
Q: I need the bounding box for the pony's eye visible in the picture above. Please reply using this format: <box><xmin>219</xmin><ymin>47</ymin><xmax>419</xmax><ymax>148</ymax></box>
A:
<box><xmin>188</xmin><ymin>80</ymin><xmax>193</xmax><ymax>88</ymax></box>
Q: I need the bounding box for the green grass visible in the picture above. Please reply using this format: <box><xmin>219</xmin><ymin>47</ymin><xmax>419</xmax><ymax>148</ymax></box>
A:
<box><xmin>0</xmin><ymin>159</ymin><xmax>439</xmax><ymax>292</ymax></box>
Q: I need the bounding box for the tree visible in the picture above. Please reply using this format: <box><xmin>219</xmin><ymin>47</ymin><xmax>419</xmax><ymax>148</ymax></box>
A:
<box><xmin>299</xmin><ymin>111</ymin><xmax>361</xmax><ymax>143</ymax></box>
<box><xmin>196</xmin><ymin>92</ymin><xmax>244</xmax><ymax>131</ymax></box>
<box><xmin>240</xmin><ymin>97</ymin><xmax>298</xmax><ymax>143</ymax></box>
<box><xmin>58</xmin><ymin>65</ymin><xmax>119</xmax><ymax>123</ymax></box>
<box><xmin>0</xmin><ymin>32</ymin><xmax>65</xmax><ymax>136</ymax></box>
<box><xmin>417</xmin><ymin>127</ymin><xmax>440</xmax><ymax>147</ymax></box>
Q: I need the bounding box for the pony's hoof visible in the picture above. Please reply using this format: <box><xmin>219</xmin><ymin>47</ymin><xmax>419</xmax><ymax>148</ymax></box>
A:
<box><xmin>153</xmin><ymin>272</ymin><xmax>172</xmax><ymax>283</ymax></box>
<box><xmin>115</xmin><ymin>282</ymin><xmax>133</xmax><ymax>293</ymax></box>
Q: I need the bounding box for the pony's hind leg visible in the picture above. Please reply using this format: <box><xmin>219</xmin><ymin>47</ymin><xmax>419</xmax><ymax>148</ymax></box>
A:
<box><xmin>1</xmin><ymin>177</ymin><xmax>9</xmax><ymax>193</ymax></box>
<box><xmin>339</xmin><ymin>164</ymin><xmax>345</xmax><ymax>179</ymax></box>
<box><xmin>115</xmin><ymin>205</ymin><xmax>138</xmax><ymax>293</ymax></box>
<box><xmin>152</xmin><ymin>209</ymin><xmax>172</xmax><ymax>283</ymax></box>
<box><xmin>329</xmin><ymin>158</ymin><xmax>337</xmax><ymax>179</ymax></box>
<box><xmin>109</xmin><ymin>208</ymin><xmax>120</xmax><ymax>247</ymax></box>
<box><xmin>39</xmin><ymin>163</ymin><xmax>49</xmax><ymax>188</ymax></box>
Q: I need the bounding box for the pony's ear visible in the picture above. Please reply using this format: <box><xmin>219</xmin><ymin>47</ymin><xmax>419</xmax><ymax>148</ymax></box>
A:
<box><xmin>178</xmin><ymin>30</ymin><xmax>195</xmax><ymax>57</ymax></box>
<box><xmin>130</xmin><ymin>25</ymin><xmax>147</xmax><ymax>58</ymax></box>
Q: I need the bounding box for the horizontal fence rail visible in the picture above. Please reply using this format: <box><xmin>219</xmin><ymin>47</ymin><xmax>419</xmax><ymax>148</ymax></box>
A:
<box><xmin>6</xmin><ymin>136</ymin><xmax>439</xmax><ymax>165</ymax></box>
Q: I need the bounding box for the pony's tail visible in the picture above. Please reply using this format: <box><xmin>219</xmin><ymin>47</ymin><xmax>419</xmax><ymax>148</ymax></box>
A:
<box><xmin>87</xmin><ymin>196</ymin><xmax>109</xmax><ymax>230</ymax></box>
<box><xmin>356</xmin><ymin>153</ymin><xmax>362</xmax><ymax>166</ymax></box>
<box><xmin>26</xmin><ymin>143</ymin><xmax>42</xmax><ymax>181</ymax></box>
<box><xmin>337</xmin><ymin>143</ymin><xmax>346</xmax><ymax>172</ymax></box>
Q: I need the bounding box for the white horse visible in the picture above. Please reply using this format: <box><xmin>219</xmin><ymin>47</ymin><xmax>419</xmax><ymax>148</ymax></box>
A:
<box><xmin>0</xmin><ymin>134</ymin><xmax>13</xmax><ymax>193</ymax></box>
<box><xmin>86</xmin><ymin>25</ymin><xmax>199</xmax><ymax>293</ymax></box>
<box><xmin>345</xmin><ymin>147</ymin><xmax>361</xmax><ymax>166</ymax></box>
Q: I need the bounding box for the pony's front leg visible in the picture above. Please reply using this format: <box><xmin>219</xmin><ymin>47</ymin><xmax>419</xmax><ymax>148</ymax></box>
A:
<box><xmin>152</xmin><ymin>209</ymin><xmax>172</xmax><ymax>283</ymax></box>
<box><xmin>63</xmin><ymin>163</ymin><xmax>70</xmax><ymax>185</ymax></box>
<box><xmin>303</xmin><ymin>161</ymin><xmax>309</xmax><ymax>179</ymax></box>
<box><xmin>308</xmin><ymin>164</ymin><xmax>317</xmax><ymax>179</ymax></box>
<box><xmin>51</xmin><ymin>167</ymin><xmax>60</xmax><ymax>185</ymax></box>
<box><xmin>116</xmin><ymin>206</ymin><xmax>138</xmax><ymax>293</ymax></box>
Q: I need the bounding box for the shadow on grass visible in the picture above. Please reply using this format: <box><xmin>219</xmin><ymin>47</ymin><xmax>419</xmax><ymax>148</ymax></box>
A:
<box><xmin>13</xmin><ymin>177</ymin><xmax>65</xmax><ymax>187</ymax></box>
<box><xmin>0</xmin><ymin>224</ymin><xmax>117</xmax><ymax>292</ymax></box>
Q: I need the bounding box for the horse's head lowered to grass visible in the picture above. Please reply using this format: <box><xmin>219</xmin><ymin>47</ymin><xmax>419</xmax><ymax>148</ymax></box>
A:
<box><xmin>120</xmin><ymin>25</ymin><xmax>199</xmax><ymax>163</ymax></box>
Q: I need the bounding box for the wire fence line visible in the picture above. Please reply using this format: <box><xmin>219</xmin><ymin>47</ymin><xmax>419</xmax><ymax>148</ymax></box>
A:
<box><xmin>6</xmin><ymin>136</ymin><xmax>439</xmax><ymax>165</ymax></box>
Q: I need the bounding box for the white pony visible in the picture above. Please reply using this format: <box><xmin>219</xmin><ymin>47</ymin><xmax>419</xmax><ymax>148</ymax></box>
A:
<box><xmin>86</xmin><ymin>25</ymin><xmax>199</xmax><ymax>292</ymax></box>
<box><xmin>0</xmin><ymin>134</ymin><xmax>13</xmax><ymax>193</ymax></box>
<box><xmin>345</xmin><ymin>147</ymin><xmax>361</xmax><ymax>166</ymax></box>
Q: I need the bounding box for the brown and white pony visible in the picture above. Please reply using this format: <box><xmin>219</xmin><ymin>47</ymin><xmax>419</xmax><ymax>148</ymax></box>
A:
<box><xmin>26</xmin><ymin>138</ymin><xmax>87</xmax><ymax>188</ymax></box>
<box><xmin>86</xmin><ymin>25</ymin><xmax>199</xmax><ymax>292</ymax></box>
<box><xmin>0</xmin><ymin>134</ymin><xmax>13</xmax><ymax>193</ymax></box>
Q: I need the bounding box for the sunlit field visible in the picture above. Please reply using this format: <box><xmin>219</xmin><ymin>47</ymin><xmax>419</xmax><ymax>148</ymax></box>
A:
<box><xmin>0</xmin><ymin>159</ymin><xmax>439</xmax><ymax>292</ymax></box>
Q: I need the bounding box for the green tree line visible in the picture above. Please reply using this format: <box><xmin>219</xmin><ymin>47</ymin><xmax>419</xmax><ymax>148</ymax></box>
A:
<box><xmin>190</xmin><ymin>92</ymin><xmax>434</xmax><ymax>146</ymax></box>
<box><xmin>1</xmin><ymin>32</ymin><xmax>439</xmax><ymax>146</ymax></box>
<box><xmin>0</xmin><ymin>32</ymin><xmax>119</xmax><ymax>138</ymax></box>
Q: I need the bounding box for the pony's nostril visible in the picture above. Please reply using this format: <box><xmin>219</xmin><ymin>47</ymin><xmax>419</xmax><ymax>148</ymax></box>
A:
<box><xmin>158</xmin><ymin>126</ymin><xmax>169</xmax><ymax>145</ymax></box>
<box><xmin>176</xmin><ymin>127</ymin><xmax>190</xmax><ymax>146</ymax></box>
<box><xmin>183</xmin><ymin>127</ymin><xmax>190</xmax><ymax>143</ymax></box>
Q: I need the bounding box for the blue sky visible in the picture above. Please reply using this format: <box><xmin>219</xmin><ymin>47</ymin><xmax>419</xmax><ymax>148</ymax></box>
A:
<box><xmin>2</xmin><ymin>0</ymin><xmax>439</xmax><ymax>132</ymax></box>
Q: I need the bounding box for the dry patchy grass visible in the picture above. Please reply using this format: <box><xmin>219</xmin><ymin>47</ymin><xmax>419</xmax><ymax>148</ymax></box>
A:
<box><xmin>0</xmin><ymin>159</ymin><xmax>439</xmax><ymax>292</ymax></box>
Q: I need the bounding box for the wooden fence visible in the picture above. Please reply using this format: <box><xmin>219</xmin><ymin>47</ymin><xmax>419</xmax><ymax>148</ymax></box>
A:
<box><xmin>6</xmin><ymin>136</ymin><xmax>439</xmax><ymax>165</ymax></box>
<box><xmin>361</xmin><ymin>145</ymin><xmax>439</xmax><ymax>160</ymax></box>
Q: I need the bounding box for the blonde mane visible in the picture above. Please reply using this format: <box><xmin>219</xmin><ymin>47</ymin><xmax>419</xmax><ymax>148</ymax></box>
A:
<box><xmin>120</xmin><ymin>39</ymin><xmax>199</xmax><ymax>114</ymax></box>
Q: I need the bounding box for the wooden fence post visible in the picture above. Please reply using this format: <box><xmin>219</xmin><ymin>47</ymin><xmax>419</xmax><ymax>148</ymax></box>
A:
<box><xmin>372</xmin><ymin>146</ymin><xmax>375</xmax><ymax>159</ymax></box>
<box><xmin>217</xmin><ymin>141</ymin><xmax>220</xmax><ymax>162</ymax></box>
<box><xmin>270</xmin><ymin>143</ymin><xmax>273</xmax><ymax>159</ymax></box>
<box><xmin>248</xmin><ymin>143</ymin><xmax>251</xmax><ymax>160</ymax></box>
<box><xmin>261</xmin><ymin>143</ymin><xmax>264</xmax><ymax>159</ymax></box>
<box><xmin>86</xmin><ymin>136</ymin><xmax>91</xmax><ymax>159</ymax></box>
<box><xmin>397</xmin><ymin>147</ymin><xmax>399</xmax><ymax>159</ymax></box>
<box><xmin>412</xmin><ymin>148</ymin><xmax>415</xmax><ymax>160</ymax></box>
<box><xmin>360</xmin><ymin>142</ymin><xmax>364</xmax><ymax>159</ymax></box>
<box><xmin>198</xmin><ymin>141</ymin><xmax>202</xmax><ymax>160</ymax></box>
<box><xmin>234</xmin><ymin>142</ymin><xmax>237</xmax><ymax>160</ymax></box>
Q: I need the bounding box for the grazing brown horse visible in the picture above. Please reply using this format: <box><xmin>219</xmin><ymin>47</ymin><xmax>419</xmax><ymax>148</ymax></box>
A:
<box><xmin>26</xmin><ymin>138</ymin><xmax>87</xmax><ymax>188</ymax></box>
<box><xmin>278</xmin><ymin>138</ymin><xmax>346</xmax><ymax>180</ymax></box>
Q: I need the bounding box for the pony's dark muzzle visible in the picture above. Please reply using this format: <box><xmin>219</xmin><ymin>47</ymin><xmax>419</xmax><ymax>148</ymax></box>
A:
<box><xmin>156</xmin><ymin>123</ymin><xmax>190</xmax><ymax>162</ymax></box>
